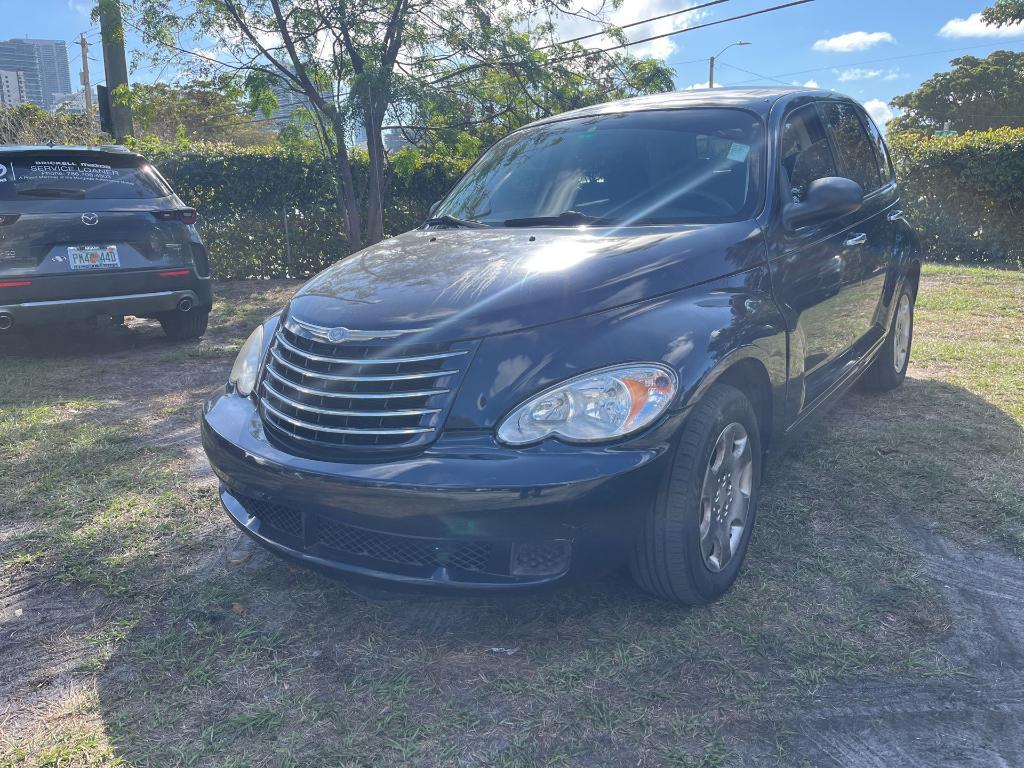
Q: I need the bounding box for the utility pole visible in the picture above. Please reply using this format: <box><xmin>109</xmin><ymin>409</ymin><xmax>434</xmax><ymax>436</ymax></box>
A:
<box><xmin>98</xmin><ymin>0</ymin><xmax>133</xmax><ymax>139</ymax></box>
<box><xmin>709</xmin><ymin>56</ymin><xmax>716</xmax><ymax>89</ymax></box>
<box><xmin>79</xmin><ymin>33</ymin><xmax>93</xmax><ymax>124</ymax></box>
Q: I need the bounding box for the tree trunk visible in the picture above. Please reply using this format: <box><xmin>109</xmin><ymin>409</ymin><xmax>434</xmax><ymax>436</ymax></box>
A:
<box><xmin>331</xmin><ymin>117</ymin><xmax>363</xmax><ymax>253</ymax></box>
<box><xmin>364</xmin><ymin>106</ymin><xmax>386</xmax><ymax>245</ymax></box>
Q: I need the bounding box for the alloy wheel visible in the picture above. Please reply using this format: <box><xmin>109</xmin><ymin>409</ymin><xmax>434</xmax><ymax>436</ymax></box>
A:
<box><xmin>698</xmin><ymin>422</ymin><xmax>754</xmax><ymax>572</ymax></box>
<box><xmin>893</xmin><ymin>293</ymin><xmax>912</xmax><ymax>372</ymax></box>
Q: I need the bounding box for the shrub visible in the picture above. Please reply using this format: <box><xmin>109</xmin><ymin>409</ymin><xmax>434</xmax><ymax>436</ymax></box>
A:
<box><xmin>889</xmin><ymin>128</ymin><xmax>1024</xmax><ymax>267</ymax></box>
<box><xmin>130</xmin><ymin>137</ymin><xmax>468</xmax><ymax>279</ymax></box>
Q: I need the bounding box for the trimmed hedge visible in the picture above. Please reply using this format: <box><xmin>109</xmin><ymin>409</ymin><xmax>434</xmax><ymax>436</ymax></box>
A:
<box><xmin>889</xmin><ymin>128</ymin><xmax>1024</xmax><ymax>267</ymax></box>
<box><xmin>136</xmin><ymin>139</ymin><xmax>468</xmax><ymax>279</ymax></box>
<box><xmin>136</xmin><ymin>128</ymin><xmax>1024</xmax><ymax>278</ymax></box>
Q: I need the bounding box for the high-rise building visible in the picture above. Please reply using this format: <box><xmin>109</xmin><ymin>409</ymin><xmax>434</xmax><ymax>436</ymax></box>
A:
<box><xmin>0</xmin><ymin>38</ymin><xmax>73</xmax><ymax>111</ymax></box>
<box><xmin>0</xmin><ymin>69</ymin><xmax>28</xmax><ymax>106</ymax></box>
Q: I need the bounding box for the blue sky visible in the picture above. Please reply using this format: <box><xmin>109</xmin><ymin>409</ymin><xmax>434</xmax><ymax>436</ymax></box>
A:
<box><xmin>9</xmin><ymin>0</ymin><xmax>1024</xmax><ymax>127</ymax></box>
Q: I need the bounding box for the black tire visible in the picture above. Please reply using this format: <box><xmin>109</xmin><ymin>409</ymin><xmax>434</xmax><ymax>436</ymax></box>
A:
<box><xmin>861</xmin><ymin>284</ymin><xmax>914</xmax><ymax>393</ymax></box>
<box><xmin>630</xmin><ymin>383</ymin><xmax>762</xmax><ymax>605</ymax></box>
<box><xmin>159</xmin><ymin>310</ymin><xmax>209</xmax><ymax>340</ymax></box>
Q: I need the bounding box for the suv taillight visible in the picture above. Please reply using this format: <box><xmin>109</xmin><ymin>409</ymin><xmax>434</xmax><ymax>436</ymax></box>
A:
<box><xmin>153</xmin><ymin>209</ymin><xmax>199</xmax><ymax>225</ymax></box>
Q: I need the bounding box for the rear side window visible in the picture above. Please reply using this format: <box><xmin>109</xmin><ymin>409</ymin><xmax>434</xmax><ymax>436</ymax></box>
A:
<box><xmin>859</xmin><ymin>109</ymin><xmax>895</xmax><ymax>186</ymax></box>
<box><xmin>0</xmin><ymin>155</ymin><xmax>171</xmax><ymax>200</ymax></box>
<box><xmin>818</xmin><ymin>102</ymin><xmax>882</xmax><ymax>194</ymax></box>
<box><xmin>780</xmin><ymin>104</ymin><xmax>838</xmax><ymax>201</ymax></box>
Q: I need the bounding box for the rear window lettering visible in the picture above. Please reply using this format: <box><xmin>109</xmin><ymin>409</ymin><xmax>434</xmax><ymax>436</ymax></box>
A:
<box><xmin>0</xmin><ymin>155</ymin><xmax>170</xmax><ymax>200</ymax></box>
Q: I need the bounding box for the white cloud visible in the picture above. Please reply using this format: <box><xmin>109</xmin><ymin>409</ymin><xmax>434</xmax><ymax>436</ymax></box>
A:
<box><xmin>939</xmin><ymin>12</ymin><xmax>1024</xmax><ymax>38</ymax></box>
<box><xmin>837</xmin><ymin>67</ymin><xmax>883</xmax><ymax>82</ymax></box>
<box><xmin>67</xmin><ymin>0</ymin><xmax>91</xmax><ymax>14</ymax></box>
<box><xmin>686</xmin><ymin>81</ymin><xmax>711</xmax><ymax>90</ymax></box>
<box><xmin>812</xmin><ymin>31</ymin><xmax>895</xmax><ymax>53</ymax></box>
<box><xmin>803</xmin><ymin>80</ymin><xmax>820</xmax><ymax>88</ymax></box>
<box><xmin>864</xmin><ymin>98</ymin><xmax>894</xmax><ymax>126</ymax></box>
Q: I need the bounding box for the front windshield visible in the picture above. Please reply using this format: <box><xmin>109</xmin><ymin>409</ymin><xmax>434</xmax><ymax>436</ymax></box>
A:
<box><xmin>436</xmin><ymin>108</ymin><xmax>765</xmax><ymax>227</ymax></box>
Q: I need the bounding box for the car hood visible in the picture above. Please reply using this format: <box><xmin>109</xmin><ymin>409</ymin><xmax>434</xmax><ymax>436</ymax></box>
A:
<box><xmin>287</xmin><ymin>222</ymin><xmax>764</xmax><ymax>340</ymax></box>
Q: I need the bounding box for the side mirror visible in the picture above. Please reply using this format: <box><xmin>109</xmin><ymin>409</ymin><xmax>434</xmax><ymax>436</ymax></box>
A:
<box><xmin>783</xmin><ymin>177</ymin><xmax>864</xmax><ymax>231</ymax></box>
<box><xmin>428</xmin><ymin>200</ymin><xmax>441</xmax><ymax>217</ymax></box>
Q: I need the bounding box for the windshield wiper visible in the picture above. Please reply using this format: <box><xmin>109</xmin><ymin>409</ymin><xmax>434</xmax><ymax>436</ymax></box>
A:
<box><xmin>424</xmin><ymin>214</ymin><xmax>491</xmax><ymax>229</ymax></box>
<box><xmin>16</xmin><ymin>187</ymin><xmax>86</xmax><ymax>198</ymax></box>
<box><xmin>503</xmin><ymin>210</ymin><xmax>613</xmax><ymax>227</ymax></box>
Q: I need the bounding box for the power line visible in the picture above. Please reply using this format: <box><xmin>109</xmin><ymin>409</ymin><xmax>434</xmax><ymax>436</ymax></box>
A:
<box><xmin>716</xmin><ymin>60</ymin><xmax>793</xmax><ymax>87</ymax></box>
<box><xmin>534</xmin><ymin>0</ymin><xmax>736</xmax><ymax>52</ymax></box>
<box><xmin>430</xmin><ymin>0</ymin><xmax>816</xmax><ymax>84</ymax></box>
<box><xmin>717</xmin><ymin>37</ymin><xmax>1024</xmax><ymax>86</ymax></box>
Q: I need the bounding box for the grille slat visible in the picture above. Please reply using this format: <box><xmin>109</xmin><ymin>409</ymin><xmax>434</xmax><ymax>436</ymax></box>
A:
<box><xmin>264</xmin><ymin>365</ymin><xmax>450</xmax><ymax>399</ymax></box>
<box><xmin>271</xmin><ymin>346</ymin><xmax>461</xmax><ymax>382</ymax></box>
<box><xmin>262</xmin><ymin>379</ymin><xmax>441</xmax><ymax>418</ymax></box>
<box><xmin>274</xmin><ymin>333</ymin><xmax>469</xmax><ymax>365</ymax></box>
<box><xmin>257</xmin><ymin>321</ymin><xmax>472</xmax><ymax>452</ymax></box>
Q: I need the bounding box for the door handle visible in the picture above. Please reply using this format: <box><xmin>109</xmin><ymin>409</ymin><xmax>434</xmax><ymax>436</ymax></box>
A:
<box><xmin>844</xmin><ymin>233</ymin><xmax>868</xmax><ymax>247</ymax></box>
<box><xmin>887</xmin><ymin>209</ymin><xmax>904</xmax><ymax>222</ymax></box>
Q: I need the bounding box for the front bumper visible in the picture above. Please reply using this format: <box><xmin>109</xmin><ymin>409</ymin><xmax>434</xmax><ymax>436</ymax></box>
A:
<box><xmin>202</xmin><ymin>389</ymin><xmax>683</xmax><ymax>590</ymax></box>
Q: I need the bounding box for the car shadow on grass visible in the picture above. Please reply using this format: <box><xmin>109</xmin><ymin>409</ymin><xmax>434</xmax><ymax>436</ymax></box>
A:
<box><xmin>43</xmin><ymin>380</ymin><xmax>1012</xmax><ymax>765</ymax></box>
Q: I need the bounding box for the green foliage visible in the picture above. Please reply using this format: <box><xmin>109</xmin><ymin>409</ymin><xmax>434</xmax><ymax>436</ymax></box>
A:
<box><xmin>119</xmin><ymin>78</ymin><xmax>276</xmax><ymax>146</ymax></box>
<box><xmin>983</xmin><ymin>0</ymin><xmax>1024</xmax><ymax>25</ymax></box>
<box><xmin>889</xmin><ymin>127</ymin><xmax>1024</xmax><ymax>266</ymax></box>
<box><xmin>889</xmin><ymin>51</ymin><xmax>1024</xmax><ymax>133</ymax></box>
<box><xmin>134</xmin><ymin>139</ymin><xmax>468</xmax><ymax>279</ymax></box>
<box><xmin>0</xmin><ymin>103</ymin><xmax>104</xmax><ymax>145</ymax></box>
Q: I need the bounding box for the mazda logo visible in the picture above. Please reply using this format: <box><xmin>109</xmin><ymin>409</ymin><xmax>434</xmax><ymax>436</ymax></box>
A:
<box><xmin>81</xmin><ymin>213</ymin><xmax>99</xmax><ymax>226</ymax></box>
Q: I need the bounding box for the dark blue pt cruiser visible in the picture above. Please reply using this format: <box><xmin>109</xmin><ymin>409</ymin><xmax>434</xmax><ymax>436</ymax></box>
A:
<box><xmin>202</xmin><ymin>87</ymin><xmax>920</xmax><ymax>604</ymax></box>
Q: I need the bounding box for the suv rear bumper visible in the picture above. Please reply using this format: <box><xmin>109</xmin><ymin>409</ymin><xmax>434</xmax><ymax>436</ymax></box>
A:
<box><xmin>0</xmin><ymin>287</ymin><xmax>208</xmax><ymax>326</ymax></box>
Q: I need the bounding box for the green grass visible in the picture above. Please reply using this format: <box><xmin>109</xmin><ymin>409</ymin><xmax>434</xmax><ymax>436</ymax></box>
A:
<box><xmin>1</xmin><ymin>266</ymin><xmax>1022</xmax><ymax>767</ymax></box>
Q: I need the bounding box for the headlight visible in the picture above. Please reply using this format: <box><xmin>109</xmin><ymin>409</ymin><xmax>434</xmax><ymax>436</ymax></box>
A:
<box><xmin>496</xmin><ymin>364</ymin><xmax>677</xmax><ymax>446</ymax></box>
<box><xmin>228</xmin><ymin>325</ymin><xmax>264</xmax><ymax>397</ymax></box>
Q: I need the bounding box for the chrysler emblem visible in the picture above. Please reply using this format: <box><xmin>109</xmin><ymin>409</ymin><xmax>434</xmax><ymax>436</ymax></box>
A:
<box><xmin>285</xmin><ymin>316</ymin><xmax>428</xmax><ymax>343</ymax></box>
<box><xmin>81</xmin><ymin>213</ymin><xmax>99</xmax><ymax>226</ymax></box>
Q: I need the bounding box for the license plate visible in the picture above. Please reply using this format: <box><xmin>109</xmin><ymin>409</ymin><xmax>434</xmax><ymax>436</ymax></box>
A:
<box><xmin>68</xmin><ymin>245</ymin><xmax>120</xmax><ymax>270</ymax></box>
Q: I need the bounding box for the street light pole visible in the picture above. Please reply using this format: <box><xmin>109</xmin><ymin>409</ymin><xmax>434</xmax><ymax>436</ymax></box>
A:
<box><xmin>709</xmin><ymin>41</ymin><xmax>751</xmax><ymax>88</ymax></box>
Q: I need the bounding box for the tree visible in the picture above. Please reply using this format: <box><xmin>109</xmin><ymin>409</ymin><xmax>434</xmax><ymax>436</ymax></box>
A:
<box><xmin>0</xmin><ymin>103</ymin><xmax>101</xmax><ymax>145</ymax></box>
<box><xmin>889</xmin><ymin>50</ymin><xmax>1024</xmax><ymax>134</ymax></box>
<box><xmin>983</xmin><ymin>0</ymin><xmax>1024</xmax><ymax>26</ymax></box>
<box><xmin>121</xmin><ymin>0</ymin><xmax>675</xmax><ymax>251</ymax></box>
<box><xmin>121</xmin><ymin>77</ymin><xmax>276</xmax><ymax>145</ymax></box>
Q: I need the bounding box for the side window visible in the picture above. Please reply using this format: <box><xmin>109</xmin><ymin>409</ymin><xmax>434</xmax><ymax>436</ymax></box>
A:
<box><xmin>859</xmin><ymin>109</ymin><xmax>895</xmax><ymax>186</ymax></box>
<box><xmin>780</xmin><ymin>104</ymin><xmax>838</xmax><ymax>202</ymax></box>
<box><xmin>819</xmin><ymin>101</ymin><xmax>882</xmax><ymax>193</ymax></box>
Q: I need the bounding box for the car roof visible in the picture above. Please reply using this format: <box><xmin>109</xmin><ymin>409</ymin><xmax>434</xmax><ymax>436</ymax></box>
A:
<box><xmin>524</xmin><ymin>86</ymin><xmax>850</xmax><ymax>129</ymax></box>
<box><xmin>0</xmin><ymin>144</ymin><xmax>145</xmax><ymax>160</ymax></box>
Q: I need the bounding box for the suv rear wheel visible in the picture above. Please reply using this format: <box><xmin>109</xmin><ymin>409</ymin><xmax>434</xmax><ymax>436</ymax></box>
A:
<box><xmin>158</xmin><ymin>309</ymin><xmax>209</xmax><ymax>340</ymax></box>
<box><xmin>630</xmin><ymin>383</ymin><xmax>762</xmax><ymax>605</ymax></box>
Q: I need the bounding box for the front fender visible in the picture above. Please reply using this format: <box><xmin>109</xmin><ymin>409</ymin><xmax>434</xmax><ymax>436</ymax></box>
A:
<box><xmin>447</xmin><ymin>267</ymin><xmax>788</xmax><ymax>434</ymax></box>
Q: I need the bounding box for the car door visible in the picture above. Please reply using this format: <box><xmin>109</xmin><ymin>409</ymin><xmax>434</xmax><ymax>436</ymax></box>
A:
<box><xmin>769</xmin><ymin>103</ymin><xmax>871</xmax><ymax>408</ymax></box>
<box><xmin>817</xmin><ymin>100</ymin><xmax>895</xmax><ymax>355</ymax></box>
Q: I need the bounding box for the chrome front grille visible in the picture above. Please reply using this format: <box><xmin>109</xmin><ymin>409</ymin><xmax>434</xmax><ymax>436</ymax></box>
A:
<box><xmin>257</xmin><ymin>318</ymin><xmax>474</xmax><ymax>454</ymax></box>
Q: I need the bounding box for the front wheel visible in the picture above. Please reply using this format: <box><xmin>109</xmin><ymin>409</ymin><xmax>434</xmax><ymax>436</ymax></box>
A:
<box><xmin>862</xmin><ymin>285</ymin><xmax>914</xmax><ymax>392</ymax></box>
<box><xmin>630</xmin><ymin>383</ymin><xmax>762</xmax><ymax>605</ymax></box>
<box><xmin>159</xmin><ymin>310</ymin><xmax>210</xmax><ymax>340</ymax></box>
